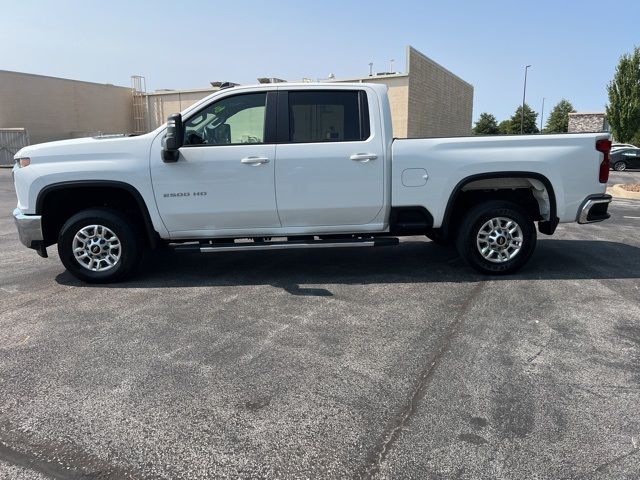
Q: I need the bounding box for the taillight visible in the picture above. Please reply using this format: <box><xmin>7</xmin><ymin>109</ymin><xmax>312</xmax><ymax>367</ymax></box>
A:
<box><xmin>596</xmin><ymin>139</ymin><xmax>611</xmax><ymax>183</ymax></box>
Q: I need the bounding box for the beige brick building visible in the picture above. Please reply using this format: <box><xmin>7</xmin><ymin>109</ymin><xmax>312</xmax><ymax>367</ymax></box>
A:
<box><xmin>0</xmin><ymin>70</ymin><xmax>133</xmax><ymax>145</ymax></box>
<box><xmin>333</xmin><ymin>46</ymin><xmax>473</xmax><ymax>138</ymax></box>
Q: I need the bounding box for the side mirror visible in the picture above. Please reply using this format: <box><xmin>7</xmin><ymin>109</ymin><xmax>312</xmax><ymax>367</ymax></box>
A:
<box><xmin>161</xmin><ymin>113</ymin><xmax>184</xmax><ymax>163</ymax></box>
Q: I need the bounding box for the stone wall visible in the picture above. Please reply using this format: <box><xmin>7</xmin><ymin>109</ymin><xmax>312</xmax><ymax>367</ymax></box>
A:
<box><xmin>567</xmin><ymin>113</ymin><xmax>607</xmax><ymax>133</ymax></box>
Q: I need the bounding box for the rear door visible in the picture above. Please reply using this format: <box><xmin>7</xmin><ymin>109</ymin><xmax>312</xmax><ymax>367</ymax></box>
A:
<box><xmin>274</xmin><ymin>88</ymin><xmax>385</xmax><ymax>227</ymax></box>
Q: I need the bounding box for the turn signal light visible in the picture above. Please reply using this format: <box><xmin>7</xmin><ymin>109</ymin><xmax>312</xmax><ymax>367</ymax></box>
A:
<box><xmin>596</xmin><ymin>139</ymin><xmax>611</xmax><ymax>183</ymax></box>
<box><xmin>18</xmin><ymin>158</ymin><xmax>30</xmax><ymax>168</ymax></box>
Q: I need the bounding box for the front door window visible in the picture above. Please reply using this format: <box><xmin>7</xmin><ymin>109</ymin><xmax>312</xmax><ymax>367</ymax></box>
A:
<box><xmin>183</xmin><ymin>93</ymin><xmax>266</xmax><ymax>146</ymax></box>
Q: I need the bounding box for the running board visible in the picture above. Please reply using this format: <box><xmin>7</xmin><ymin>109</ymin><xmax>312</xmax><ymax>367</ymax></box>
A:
<box><xmin>171</xmin><ymin>237</ymin><xmax>399</xmax><ymax>253</ymax></box>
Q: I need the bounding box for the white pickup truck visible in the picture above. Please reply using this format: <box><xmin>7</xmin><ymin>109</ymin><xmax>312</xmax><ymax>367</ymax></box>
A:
<box><xmin>12</xmin><ymin>83</ymin><xmax>612</xmax><ymax>283</ymax></box>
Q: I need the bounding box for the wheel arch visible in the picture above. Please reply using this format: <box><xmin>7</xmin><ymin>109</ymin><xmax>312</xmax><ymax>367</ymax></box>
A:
<box><xmin>440</xmin><ymin>171</ymin><xmax>558</xmax><ymax>237</ymax></box>
<box><xmin>36</xmin><ymin>180</ymin><xmax>159</xmax><ymax>248</ymax></box>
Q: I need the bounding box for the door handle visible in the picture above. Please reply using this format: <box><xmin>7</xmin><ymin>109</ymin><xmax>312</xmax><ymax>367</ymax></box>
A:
<box><xmin>241</xmin><ymin>156</ymin><xmax>270</xmax><ymax>166</ymax></box>
<box><xmin>350</xmin><ymin>153</ymin><xmax>378</xmax><ymax>162</ymax></box>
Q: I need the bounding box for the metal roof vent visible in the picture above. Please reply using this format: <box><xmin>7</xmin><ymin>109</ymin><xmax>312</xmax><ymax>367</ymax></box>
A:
<box><xmin>257</xmin><ymin>77</ymin><xmax>287</xmax><ymax>84</ymax></box>
<box><xmin>210</xmin><ymin>81</ymin><xmax>240</xmax><ymax>88</ymax></box>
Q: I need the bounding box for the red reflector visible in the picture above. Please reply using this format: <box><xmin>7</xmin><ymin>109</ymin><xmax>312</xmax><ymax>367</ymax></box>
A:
<box><xmin>596</xmin><ymin>139</ymin><xmax>611</xmax><ymax>183</ymax></box>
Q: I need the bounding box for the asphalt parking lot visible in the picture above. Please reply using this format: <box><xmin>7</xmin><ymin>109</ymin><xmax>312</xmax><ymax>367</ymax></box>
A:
<box><xmin>1</xmin><ymin>167</ymin><xmax>640</xmax><ymax>479</ymax></box>
<box><xmin>608</xmin><ymin>169</ymin><xmax>640</xmax><ymax>186</ymax></box>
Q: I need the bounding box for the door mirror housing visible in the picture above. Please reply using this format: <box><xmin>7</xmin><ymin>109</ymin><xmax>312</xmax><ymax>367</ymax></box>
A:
<box><xmin>161</xmin><ymin>113</ymin><xmax>184</xmax><ymax>163</ymax></box>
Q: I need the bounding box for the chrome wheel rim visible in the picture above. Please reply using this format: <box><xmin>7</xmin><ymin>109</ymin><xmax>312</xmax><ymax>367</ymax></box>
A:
<box><xmin>72</xmin><ymin>225</ymin><xmax>121</xmax><ymax>272</ymax></box>
<box><xmin>614</xmin><ymin>162</ymin><xmax>626</xmax><ymax>171</ymax></box>
<box><xmin>476</xmin><ymin>217</ymin><xmax>523</xmax><ymax>263</ymax></box>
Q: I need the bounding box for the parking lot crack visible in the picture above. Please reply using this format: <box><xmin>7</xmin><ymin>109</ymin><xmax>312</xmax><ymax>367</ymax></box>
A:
<box><xmin>594</xmin><ymin>447</ymin><xmax>640</xmax><ymax>474</ymax></box>
<box><xmin>0</xmin><ymin>440</ymin><xmax>85</xmax><ymax>479</ymax></box>
<box><xmin>0</xmin><ymin>430</ymin><xmax>142</xmax><ymax>480</ymax></box>
<box><xmin>357</xmin><ymin>281</ymin><xmax>485</xmax><ymax>479</ymax></box>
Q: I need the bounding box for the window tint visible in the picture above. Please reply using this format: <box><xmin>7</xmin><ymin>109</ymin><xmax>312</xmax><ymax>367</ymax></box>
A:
<box><xmin>622</xmin><ymin>149</ymin><xmax>639</xmax><ymax>156</ymax></box>
<box><xmin>288</xmin><ymin>91</ymin><xmax>368</xmax><ymax>143</ymax></box>
<box><xmin>183</xmin><ymin>93</ymin><xmax>266</xmax><ymax>146</ymax></box>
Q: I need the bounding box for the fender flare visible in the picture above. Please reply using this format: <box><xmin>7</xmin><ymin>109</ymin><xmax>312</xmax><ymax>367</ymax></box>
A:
<box><xmin>36</xmin><ymin>180</ymin><xmax>159</xmax><ymax>248</ymax></box>
<box><xmin>440</xmin><ymin>171</ymin><xmax>559</xmax><ymax>236</ymax></box>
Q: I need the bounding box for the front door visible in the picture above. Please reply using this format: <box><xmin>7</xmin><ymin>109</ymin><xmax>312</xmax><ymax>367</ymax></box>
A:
<box><xmin>151</xmin><ymin>91</ymin><xmax>281</xmax><ymax>235</ymax></box>
<box><xmin>274</xmin><ymin>89</ymin><xmax>385</xmax><ymax>227</ymax></box>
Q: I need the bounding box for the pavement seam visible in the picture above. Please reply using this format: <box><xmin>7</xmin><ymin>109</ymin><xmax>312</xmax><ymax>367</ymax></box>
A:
<box><xmin>0</xmin><ymin>428</ymin><xmax>143</xmax><ymax>480</ymax></box>
<box><xmin>357</xmin><ymin>281</ymin><xmax>486</xmax><ymax>479</ymax></box>
<box><xmin>0</xmin><ymin>440</ymin><xmax>84</xmax><ymax>480</ymax></box>
<box><xmin>593</xmin><ymin>447</ymin><xmax>640</xmax><ymax>474</ymax></box>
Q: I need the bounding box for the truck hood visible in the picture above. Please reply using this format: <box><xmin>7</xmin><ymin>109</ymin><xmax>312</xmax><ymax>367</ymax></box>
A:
<box><xmin>14</xmin><ymin>133</ymin><xmax>156</xmax><ymax>164</ymax></box>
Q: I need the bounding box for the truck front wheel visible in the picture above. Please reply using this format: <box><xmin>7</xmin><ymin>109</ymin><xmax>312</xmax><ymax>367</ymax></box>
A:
<box><xmin>57</xmin><ymin>208</ymin><xmax>143</xmax><ymax>283</ymax></box>
<box><xmin>456</xmin><ymin>201</ymin><xmax>536</xmax><ymax>275</ymax></box>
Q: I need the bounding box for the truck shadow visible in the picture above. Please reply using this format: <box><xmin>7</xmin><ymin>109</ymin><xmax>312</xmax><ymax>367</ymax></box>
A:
<box><xmin>55</xmin><ymin>239</ymin><xmax>640</xmax><ymax>294</ymax></box>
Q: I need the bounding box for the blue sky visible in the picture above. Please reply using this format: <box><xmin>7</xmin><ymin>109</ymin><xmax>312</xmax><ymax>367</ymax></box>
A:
<box><xmin>2</xmin><ymin>0</ymin><xmax>638</xmax><ymax>125</ymax></box>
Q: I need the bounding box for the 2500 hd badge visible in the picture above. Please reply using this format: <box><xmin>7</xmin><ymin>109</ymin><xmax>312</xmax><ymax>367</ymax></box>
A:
<box><xmin>163</xmin><ymin>192</ymin><xmax>208</xmax><ymax>198</ymax></box>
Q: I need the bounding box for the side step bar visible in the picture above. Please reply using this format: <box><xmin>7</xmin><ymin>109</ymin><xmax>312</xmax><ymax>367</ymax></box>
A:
<box><xmin>172</xmin><ymin>237</ymin><xmax>399</xmax><ymax>253</ymax></box>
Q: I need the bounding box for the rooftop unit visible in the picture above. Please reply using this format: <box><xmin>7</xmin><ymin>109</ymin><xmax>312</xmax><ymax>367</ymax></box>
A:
<box><xmin>210</xmin><ymin>81</ymin><xmax>239</xmax><ymax>88</ymax></box>
<box><xmin>257</xmin><ymin>77</ymin><xmax>287</xmax><ymax>84</ymax></box>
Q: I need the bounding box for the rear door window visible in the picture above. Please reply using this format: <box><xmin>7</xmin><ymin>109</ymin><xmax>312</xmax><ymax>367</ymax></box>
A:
<box><xmin>287</xmin><ymin>91</ymin><xmax>369</xmax><ymax>143</ymax></box>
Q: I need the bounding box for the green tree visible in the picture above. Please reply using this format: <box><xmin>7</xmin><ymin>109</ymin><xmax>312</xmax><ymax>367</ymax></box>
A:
<box><xmin>473</xmin><ymin>113</ymin><xmax>500</xmax><ymax>135</ymax></box>
<box><xmin>509</xmin><ymin>104</ymin><xmax>539</xmax><ymax>134</ymax></box>
<box><xmin>544</xmin><ymin>99</ymin><xmax>576</xmax><ymax>133</ymax></box>
<box><xmin>606</xmin><ymin>47</ymin><xmax>640</xmax><ymax>143</ymax></box>
<box><xmin>498</xmin><ymin>119</ymin><xmax>512</xmax><ymax>134</ymax></box>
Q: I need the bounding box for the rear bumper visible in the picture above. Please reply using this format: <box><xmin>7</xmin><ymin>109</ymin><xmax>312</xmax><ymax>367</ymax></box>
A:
<box><xmin>13</xmin><ymin>208</ymin><xmax>44</xmax><ymax>249</ymax></box>
<box><xmin>577</xmin><ymin>194</ymin><xmax>612</xmax><ymax>224</ymax></box>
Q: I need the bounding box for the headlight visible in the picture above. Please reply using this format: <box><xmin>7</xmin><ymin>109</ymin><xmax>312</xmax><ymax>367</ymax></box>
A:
<box><xmin>16</xmin><ymin>157</ymin><xmax>30</xmax><ymax>168</ymax></box>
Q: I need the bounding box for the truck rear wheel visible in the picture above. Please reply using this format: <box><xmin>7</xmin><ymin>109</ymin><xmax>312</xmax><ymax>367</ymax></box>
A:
<box><xmin>455</xmin><ymin>201</ymin><xmax>536</xmax><ymax>275</ymax></box>
<box><xmin>57</xmin><ymin>208</ymin><xmax>143</xmax><ymax>283</ymax></box>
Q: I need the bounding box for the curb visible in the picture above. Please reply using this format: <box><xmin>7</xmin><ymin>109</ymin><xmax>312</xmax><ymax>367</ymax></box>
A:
<box><xmin>607</xmin><ymin>184</ymin><xmax>640</xmax><ymax>200</ymax></box>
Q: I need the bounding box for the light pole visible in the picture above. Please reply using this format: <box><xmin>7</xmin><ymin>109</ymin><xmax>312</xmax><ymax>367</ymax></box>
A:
<box><xmin>540</xmin><ymin>97</ymin><xmax>545</xmax><ymax>132</ymax></box>
<box><xmin>521</xmin><ymin>65</ymin><xmax>531</xmax><ymax>134</ymax></box>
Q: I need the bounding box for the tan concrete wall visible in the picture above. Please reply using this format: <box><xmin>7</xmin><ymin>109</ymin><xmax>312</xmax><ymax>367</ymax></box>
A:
<box><xmin>147</xmin><ymin>90</ymin><xmax>217</xmax><ymax>130</ymax></box>
<box><xmin>333</xmin><ymin>75</ymin><xmax>409</xmax><ymax>138</ymax></box>
<box><xmin>0</xmin><ymin>70</ymin><xmax>134</xmax><ymax>144</ymax></box>
<box><xmin>361</xmin><ymin>76</ymin><xmax>409</xmax><ymax>138</ymax></box>
<box><xmin>406</xmin><ymin>47</ymin><xmax>473</xmax><ymax>138</ymax></box>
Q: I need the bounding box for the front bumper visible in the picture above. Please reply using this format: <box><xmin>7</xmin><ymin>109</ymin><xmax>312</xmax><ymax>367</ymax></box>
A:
<box><xmin>12</xmin><ymin>208</ymin><xmax>45</xmax><ymax>252</ymax></box>
<box><xmin>577</xmin><ymin>194</ymin><xmax>612</xmax><ymax>224</ymax></box>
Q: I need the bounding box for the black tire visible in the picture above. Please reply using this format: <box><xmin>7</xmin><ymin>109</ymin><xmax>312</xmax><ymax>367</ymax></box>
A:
<box><xmin>455</xmin><ymin>201</ymin><xmax>536</xmax><ymax>275</ymax></box>
<box><xmin>613</xmin><ymin>161</ymin><xmax>627</xmax><ymax>171</ymax></box>
<box><xmin>57</xmin><ymin>208</ymin><xmax>143</xmax><ymax>283</ymax></box>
